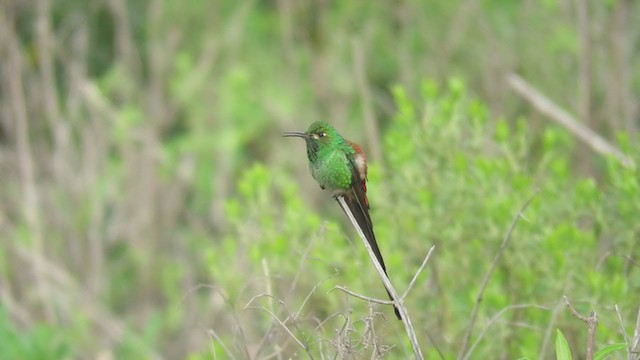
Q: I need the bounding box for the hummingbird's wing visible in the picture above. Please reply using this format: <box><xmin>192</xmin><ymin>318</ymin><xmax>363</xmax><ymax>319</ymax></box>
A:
<box><xmin>335</xmin><ymin>155</ymin><xmax>401</xmax><ymax>320</ymax></box>
<box><xmin>344</xmin><ymin>156</ymin><xmax>382</xmax><ymax>269</ymax></box>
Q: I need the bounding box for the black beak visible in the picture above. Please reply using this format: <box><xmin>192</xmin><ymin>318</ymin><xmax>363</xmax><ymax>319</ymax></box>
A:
<box><xmin>282</xmin><ymin>131</ymin><xmax>309</xmax><ymax>139</ymax></box>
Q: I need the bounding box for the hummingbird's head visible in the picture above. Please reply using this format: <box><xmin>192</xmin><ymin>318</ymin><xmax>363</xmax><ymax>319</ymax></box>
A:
<box><xmin>283</xmin><ymin>121</ymin><xmax>337</xmax><ymax>141</ymax></box>
<box><xmin>304</xmin><ymin>121</ymin><xmax>338</xmax><ymax>142</ymax></box>
<box><xmin>283</xmin><ymin>121</ymin><xmax>340</xmax><ymax>161</ymax></box>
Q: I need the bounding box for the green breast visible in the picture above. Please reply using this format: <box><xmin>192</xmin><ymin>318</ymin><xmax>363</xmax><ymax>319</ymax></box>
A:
<box><xmin>310</xmin><ymin>149</ymin><xmax>353</xmax><ymax>191</ymax></box>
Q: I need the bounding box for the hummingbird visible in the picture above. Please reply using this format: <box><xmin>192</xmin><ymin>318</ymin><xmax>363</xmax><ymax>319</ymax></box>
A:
<box><xmin>283</xmin><ymin>121</ymin><xmax>401</xmax><ymax>320</ymax></box>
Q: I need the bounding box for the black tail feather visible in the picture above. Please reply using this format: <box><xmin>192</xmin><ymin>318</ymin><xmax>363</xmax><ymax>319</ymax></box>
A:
<box><xmin>336</xmin><ymin>193</ymin><xmax>402</xmax><ymax>320</ymax></box>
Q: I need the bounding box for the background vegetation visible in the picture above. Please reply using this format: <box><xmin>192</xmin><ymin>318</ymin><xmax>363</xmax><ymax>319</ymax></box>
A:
<box><xmin>0</xmin><ymin>0</ymin><xmax>638</xmax><ymax>358</ymax></box>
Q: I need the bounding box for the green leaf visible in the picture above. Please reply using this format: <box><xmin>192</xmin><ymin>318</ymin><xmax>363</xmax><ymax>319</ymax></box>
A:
<box><xmin>594</xmin><ymin>343</ymin><xmax>627</xmax><ymax>360</ymax></box>
<box><xmin>555</xmin><ymin>329</ymin><xmax>572</xmax><ymax>360</ymax></box>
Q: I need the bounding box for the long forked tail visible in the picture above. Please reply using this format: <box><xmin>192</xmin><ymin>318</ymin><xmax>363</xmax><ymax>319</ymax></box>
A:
<box><xmin>335</xmin><ymin>194</ymin><xmax>402</xmax><ymax>320</ymax></box>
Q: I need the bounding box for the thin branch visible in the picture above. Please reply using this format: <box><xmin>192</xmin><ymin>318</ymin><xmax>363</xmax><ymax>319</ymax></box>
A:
<box><xmin>244</xmin><ymin>292</ymin><xmax>326</xmax><ymax>358</ymax></box>
<box><xmin>244</xmin><ymin>293</ymin><xmax>308</xmax><ymax>344</ymax></box>
<box><xmin>286</xmin><ymin>223</ymin><xmax>326</xmax><ymax>303</ymax></box>
<box><xmin>3</xmin><ymin>6</ymin><xmax>52</xmax><ymax>322</ymax></box>
<box><xmin>539</xmin><ymin>277</ymin><xmax>572</xmax><ymax>359</ymax></box>
<box><xmin>262</xmin><ymin>258</ymin><xmax>274</xmax><ymax>311</ymax></box>
<box><xmin>207</xmin><ymin>329</ymin><xmax>236</xmax><ymax>360</ymax></box>
<box><xmin>563</xmin><ymin>296</ymin><xmax>589</xmax><ymax>322</ymax></box>
<box><xmin>319</xmin><ymin>338</ymin><xmax>326</xmax><ymax>360</ymax></box>
<box><xmin>424</xmin><ymin>327</ymin><xmax>446</xmax><ymax>360</ymax></box>
<box><xmin>402</xmin><ymin>245</ymin><xmax>436</xmax><ymax>301</ymax></box>
<box><xmin>259</xmin><ymin>275</ymin><xmax>338</xmax><ymax>360</ymax></box>
<box><xmin>563</xmin><ymin>296</ymin><xmax>598</xmax><ymax>360</ymax></box>
<box><xmin>615</xmin><ymin>304</ymin><xmax>631</xmax><ymax>348</ymax></box>
<box><xmin>631</xmin><ymin>305</ymin><xmax>640</xmax><ymax>360</ymax></box>
<box><xmin>366</xmin><ymin>305</ymin><xmax>378</xmax><ymax>360</ymax></box>
<box><xmin>330</xmin><ymin>286</ymin><xmax>392</xmax><ymax>305</ymax></box>
<box><xmin>506</xmin><ymin>73</ymin><xmax>635</xmax><ymax>169</ymax></box>
<box><xmin>331</xmin><ymin>310</ymin><xmax>354</xmax><ymax>359</ymax></box>
<box><xmin>464</xmin><ymin>304</ymin><xmax>551</xmax><ymax>360</ymax></box>
<box><xmin>252</xmin><ymin>230</ymin><xmax>329</xmax><ymax>359</ymax></box>
<box><xmin>336</xmin><ymin>195</ymin><xmax>428</xmax><ymax>359</ymax></box>
<box><xmin>312</xmin><ymin>312</ymin><xmax>347</xmax><ymax>336</ymax></box>
<box><xmin>626</xmin><ymin>253</ymin><xmax>640</xmax><ymax>268</ymax></box>
<box><xmin>244</xmin><ymin>297</ymin><xmax>312</xmax><ymax>358</ymax></box>
<box><xmin>458</xmin><ymin>191</ymin><xmax>539</xmax><ymax>359</ymax></box>
<box><xmin>297</xmin><ymin>273</ymin><xmax>339</xmax><ymax>319</ymax></box>
<box><xmin>181</xmin><ymin>284</ymin><xmax>250</xmax><ymax>359</ymax></box>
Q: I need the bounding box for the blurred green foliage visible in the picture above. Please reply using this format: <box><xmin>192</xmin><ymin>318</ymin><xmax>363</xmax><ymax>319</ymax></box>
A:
<box><xmin>1</xmin><ymin>0</ymin><xmax>639</xmax><ymax>359</ymax></box>
<box><xmin>0</xmin><ymin>307</ymin><xmax>69</xmax><ymax>360</ymax></box>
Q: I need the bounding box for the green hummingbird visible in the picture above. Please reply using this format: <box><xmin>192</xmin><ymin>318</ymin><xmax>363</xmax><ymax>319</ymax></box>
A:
<box><xmin>284</xmin><ymin>121</ymin><xmax>401</xmax><ymax>320</ymax></box>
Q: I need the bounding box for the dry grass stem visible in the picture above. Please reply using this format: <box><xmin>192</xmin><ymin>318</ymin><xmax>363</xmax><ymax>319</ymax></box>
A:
<box><xmin>631</xmin><ymin>305</ymin><xmax>640</xmax><ymax>360</ymax></box>
<box><xmin>330</xmin><ymin>286</ymin><xmax>393</xmax><ymax>305</ymax></box>
<box><xmin>539</xmin><ymin>280</ymin><xmax>572</xmax><ymax>359</ymax></box>
<box><xmin>402</xmin><ymin>245</ymin><xmax>436</xmax><ymax>301</ymax></box>
<box><xmin>507</xmin><ymin>73</ymin><xmax>635</xmax><ymax>169</ymax></box>
<box><xmin>615</xmin><ymin>304</ymin><xmax>631</xmax><ymax>347</ymax></box>
<box><xmin>464</xmin><ymin>304</ymin><xmax>551</xmax><ymax>360</ymax></box>
<box><xmin>245</xmin><ymin>296</ymin><xmax>312</xmax><ymax>358</ymax></box>
<box><xmin>458</xmin><ymin>191</ymin><xmax>539</xmax><ymax>359</ymax></box>
<box><xmin>207</xmin><ymin>329</ymin><xmax>236</xmax><ymax>360</ymax></box>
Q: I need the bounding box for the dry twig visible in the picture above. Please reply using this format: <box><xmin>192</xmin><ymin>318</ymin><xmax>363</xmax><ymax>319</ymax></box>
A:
<box><xmin>464</xmin><ymin>304</ymin><xmax>551</xmax><ymax>360</ymax></box>
<box><xmin>207</xmin><ymin>329</ymin><xmax>236</xmax><ymax>360</ymax></box>
<box><xmin>507</xmin><ymin>73</ymin><xmax>635</xmax><ymax>169</ymax></box>
<box><xmin>615</xmin><ymin>304</ymin><xmax>631</xmax><ymax>348</ymax></box>
<box><xmin>250</xmin><ymin>226</ymin><xmax>327</xmax><ymax>359</ymax></box>
<box><xmin>539</xmin><ymin>278</ymin><xmax>572</xmax><ymax>359</ymax></box>
<box><xmin>244</xmin><ymin>294</ymin><xmax>313</xmax><ymax>358</ymax></box>
<box><xmin>563</xmin><ymin>296</ymin><xmax>598</xmax><ymax>360</ymax></box>
<box><xmin>362</xmin><ymin>304</ymin><xmax>386</xmax><ymax>359</ymax></box>
<box><xmin>458</xmin><ymin>191</ymin><xmax>539</xmax><ymax>359</ymax></box>
<box><xmin>330</xmin><ymin>244</ymin><xmax>436</xmax><ymax>306</ymax></box>
<box><xmin>330</xmin><ymin>286</ymin><xmax>392</xmax><ymax>305</ymax></box>
<box><xmin>631</xmin><ymin>305</ymin><xmax>640</xmax><ymax>360</ymax></box>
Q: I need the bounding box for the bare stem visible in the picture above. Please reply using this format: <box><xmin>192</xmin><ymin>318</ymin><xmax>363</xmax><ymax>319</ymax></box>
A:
<box><xmin>402</xmin><ymin>245</ymin><xmax>436</xmax><ymax>301</ymax></box>
<box><xmin>330</xmin><ymin>286</ymin><xmax>393</xmax><ymax>305</ymax></box>
<box><xmin>506</xmin><ymin>73</ymin><xmax>635</xmax><ymax>169</ymax></box>
<box><xmin>539</xmin><ymin>278</ymin><xmax>572</xmax><ymax>359</ymax></box>
<box><xmin>207</xmin><ymin>329</ymin><xmax>236</xmax><ymax>360</ymax></box>
<box><xmin>563</xmin><ymin>296</ymin><xmax>598</xmax><ymax>360</ymax></box>
<box><xmin>336</xmin><ymin>195</ymin><xmax>429</xmax><ymax>359</ymax></box>
<box><xmin>245</xmin><ymin>295</ymin><xmax>313</xmax><ymax>358</ymax></box>
<box><xmin>465</xmin><ymin>304</ymin><xmax>551</xmax><ymax>359</ymax></box>
<box><xmin>615</xmin><ymin>304</ymin><xmax>631</xmax><ymax>348</ymax></box>
<box><xmin>630</xmin><ymin>305</ymin><xmax>640</xmax><ymax>360</ymax></box>
<box><xmin>458</xmin><ymin>191</ymin><xmax>539</xmax><ymax>359</ymax></box>
<box><xmin>3</xmin><ymin>8</ymin><xmax>52</xmax><ymax>321</ymax></box>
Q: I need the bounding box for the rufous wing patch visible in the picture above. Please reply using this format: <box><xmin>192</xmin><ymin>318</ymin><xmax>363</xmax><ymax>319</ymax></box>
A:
<box><xmin>347</xmin><ymin>140</ymin><xmax>369</xmax><ymax>208</ymax></box>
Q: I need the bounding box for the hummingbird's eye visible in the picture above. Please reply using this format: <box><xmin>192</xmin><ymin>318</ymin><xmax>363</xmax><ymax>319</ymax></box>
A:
<box><xmin>318</xmin><ymin>132</ymin><xmax>326</xmax><ymax>138</ymax></box>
